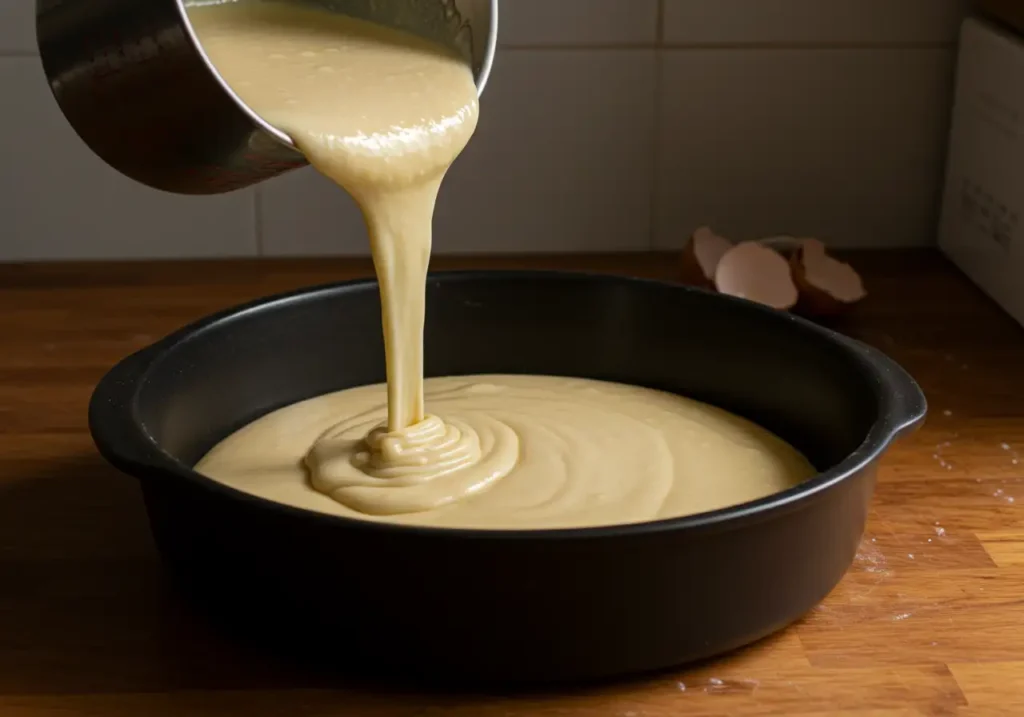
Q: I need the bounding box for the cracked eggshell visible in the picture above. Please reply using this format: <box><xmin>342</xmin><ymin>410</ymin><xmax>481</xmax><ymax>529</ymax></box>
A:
<box><xmin>680</xmin><ymin>226</ymin><xmax>733</xmax><ymax>288</ymax></box>
<box><xmin>790</xmin><ymin>238</ymin><xmax>867</xmax><ymax>317</ymax></box>
<box><xmin>714</xmin><ymin>241</ymin><xmax>798</xmax><ymax>311</ymax></box>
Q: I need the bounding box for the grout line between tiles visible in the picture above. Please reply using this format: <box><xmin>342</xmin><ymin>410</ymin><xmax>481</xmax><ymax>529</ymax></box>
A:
<box><xmin>648</xmin><ymin>50</ymin><xmax>663</xmax><ymax>252</ymax></box>
<box><xmin>660</xmin><ymin>39</ymin><xmax>956</xmax><ymax>50</ymax></box>
<box><xmin>656</xmin><ymin>0</ymin><xmax>666</xmax><ymax>45</ymax></box>
<box><xmin>499</xmin><ymin>41</ymin><xmax>956</xmax><ymax>51</ymax></box>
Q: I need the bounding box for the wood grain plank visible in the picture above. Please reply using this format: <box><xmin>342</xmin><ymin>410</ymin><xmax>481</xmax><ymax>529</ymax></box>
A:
<box><xmin>802</xmin><ymin>566</ymin><xmax>1024</xmax><ymax>667</ymax></box>
<box><xmin>948</xmin><ymin>662</ymin><xmax>1024</xmax><ymax>714</ymax></box>
<box><xmin>977</xmin><ymin>532</ymin><xmax>1024</xmax><ymax>567</ymax></box>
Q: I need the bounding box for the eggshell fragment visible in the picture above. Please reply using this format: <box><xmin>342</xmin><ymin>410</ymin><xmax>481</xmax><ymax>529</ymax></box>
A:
<box><xmin>680</xmin><ymin>226</ymin><xmax>733</xmax><ymax>288</ymax></box>
<box><xmin>714</xmin><ymin>241</ymin><xmax>798</xmax><ymax>311</ymax></box>
<box><xmin>790</xmin><ymin>238</ymin><xmax>867</xmax><ymax>316</ymax></box>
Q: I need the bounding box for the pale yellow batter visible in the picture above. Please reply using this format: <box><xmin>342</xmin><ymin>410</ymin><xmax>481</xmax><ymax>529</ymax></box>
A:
<box><xmin>189</xmin><ymin>2</ymin><xmax>815</xmax><ymax>530</ymax></box>
<box><xmin>197</xmin><ymin>375</ymin><xmax>815</xmax><ymax>530</ymax></box>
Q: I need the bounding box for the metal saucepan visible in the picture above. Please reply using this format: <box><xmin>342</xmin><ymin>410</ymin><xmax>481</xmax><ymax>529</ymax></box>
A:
<box><xmin>35</xmin><ymin>0</ymin><xmax>498</xmax><ymax>195</ymax></box>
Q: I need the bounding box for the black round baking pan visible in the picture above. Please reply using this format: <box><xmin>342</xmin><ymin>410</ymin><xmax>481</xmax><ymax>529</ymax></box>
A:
<box><xmin>89</xmin><ymin>271</ymin><xmax>926</xmax><ymax>684</ymax></box>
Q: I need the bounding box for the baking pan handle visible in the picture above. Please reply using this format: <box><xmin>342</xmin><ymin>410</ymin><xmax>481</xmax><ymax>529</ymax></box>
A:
<box><xmin>88</xmin><ymin>344</ymin><xmax>175</xmax><ymax>475</ymax></box>
<box><xmin>852</xmin><ymin>339</ymin><xmax>928</xmax><ymax>440</ymax></box>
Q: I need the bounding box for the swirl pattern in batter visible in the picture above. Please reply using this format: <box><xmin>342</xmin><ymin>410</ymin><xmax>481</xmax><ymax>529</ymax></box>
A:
<box><xmin>196</xmin><ymin>375</ymin><xmax>815</xmax><ymax>530</ymax></box>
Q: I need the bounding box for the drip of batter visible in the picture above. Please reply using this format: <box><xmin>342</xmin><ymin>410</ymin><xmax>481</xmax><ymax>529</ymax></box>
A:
<box><xmin>190</xmin><ymin>2</ymin><xmax>815</xmax><ymax>529</ymax></box>
<box><xmin>191</xmin><ymin>2</ymin><xmax>490</xmax><ymax>513</ymax></box>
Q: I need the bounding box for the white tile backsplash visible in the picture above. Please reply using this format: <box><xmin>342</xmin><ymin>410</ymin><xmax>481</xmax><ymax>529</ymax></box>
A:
<box><xmin>258</xmin><ymin>169</ymin><xmax>368</xmax><ymax>256</ymax></box>
<box><xmin>0</xmin><ymin>58</ymin><xmax>257</xmax><ymax>261</ymax></box>
<box><xmin>1</xmin><ymin>0</ymin><xmax>969</xmax><ymax>260</ymax></box>
<box><xmin>500</xmin><ymin>0</ymin><xmax>659</xmax><ymax>46</ymax></box>
<box><xmin>436</xmin><ymin>49</ymin><xmax>657</xmax><ymax>254</ymax></box>
<box><xmin>654</xmin><ymin>48</ymin><xmax>956</xmax><ymax>249</ymax></box>
<box><xmin>262</xmin><ymin>49</ymin><xmax>658</xmax><ymax>255</ymax></box>
<box><xmin>663</xmin><ymin>0</ymin><xmax>969</xmax><ymax>45</ymax></box>
<box><xmin>0</xmin><ymin>1</ymin><xmax>35</xmax><ymax>54</ymax></box>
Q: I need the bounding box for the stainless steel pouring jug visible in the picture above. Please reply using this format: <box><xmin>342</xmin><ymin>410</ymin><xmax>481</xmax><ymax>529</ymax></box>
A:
<box><xmin>36</xmin><ymin>0</ymin><xmax>498</xmax><ymax>195</ymax></box>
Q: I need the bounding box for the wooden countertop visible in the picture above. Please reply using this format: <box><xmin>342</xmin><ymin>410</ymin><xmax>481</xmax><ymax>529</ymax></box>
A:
<box><xmin>1</xmin><ymin>249</ymin><xmax>1022</xmax><ymax>716</ymax></box>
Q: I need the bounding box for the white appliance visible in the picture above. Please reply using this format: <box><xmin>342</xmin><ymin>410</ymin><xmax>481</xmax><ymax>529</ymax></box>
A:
<box><xmin>938</xmin><ymin>17</ymin><xmax>1024</xmax><ymax>327</ymax></box>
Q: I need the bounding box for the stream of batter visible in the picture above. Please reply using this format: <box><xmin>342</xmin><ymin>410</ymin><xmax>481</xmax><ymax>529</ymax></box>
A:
<box><xmin>189</xmin><ymin>2</ymin><xmax>815</xmax><ymax>530</ymax></box>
